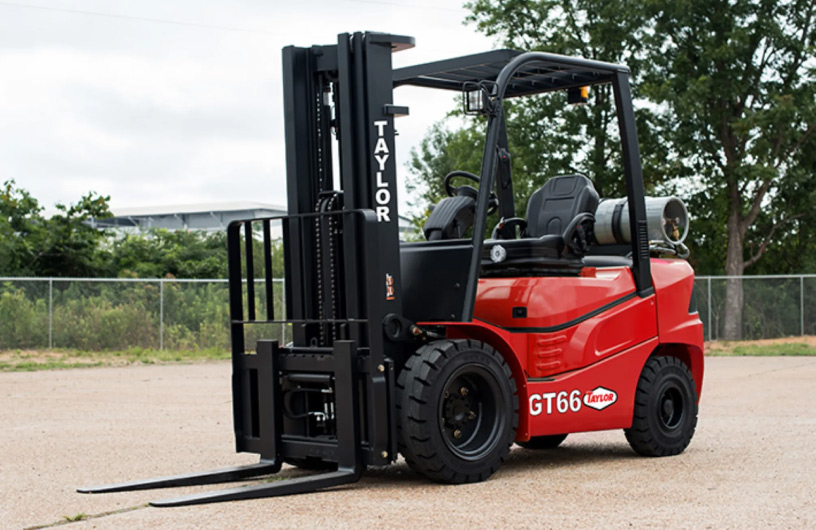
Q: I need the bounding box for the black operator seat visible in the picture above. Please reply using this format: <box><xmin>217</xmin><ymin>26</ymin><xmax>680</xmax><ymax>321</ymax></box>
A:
<box><xmin>482</xmin><ymin>174</ymin><xmax>599</xmax><ymax>271</ymax></box>
<box><xmin>525</xmin><ymin>174</ymin><xmax>599</xmax><ymax>241</ymax></box>
<box><xmin>423</xmin><ymin>193</ymin><xmax>476</xmax><ymax>241</ymax></box>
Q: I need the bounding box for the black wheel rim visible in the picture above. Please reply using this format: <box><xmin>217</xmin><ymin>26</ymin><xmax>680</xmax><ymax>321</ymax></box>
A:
<box><xmin>658</xmin><ymin>383</ymin><xmax>685</xmax><ymax>431</ymax></box>
<box><xmin>438</xmin><ymin>365</ymin><xmax>504</xmax><ymax>461</ymax></box>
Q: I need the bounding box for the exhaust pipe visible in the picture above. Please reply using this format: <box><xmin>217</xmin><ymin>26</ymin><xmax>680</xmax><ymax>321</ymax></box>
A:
<box><xmin>594</xmin><ymin>196</ymin><xmax>689</xmax><ymax>245</ymax></box>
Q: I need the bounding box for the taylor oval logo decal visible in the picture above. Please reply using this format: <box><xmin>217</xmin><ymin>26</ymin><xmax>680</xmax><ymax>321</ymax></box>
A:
<box><xmin>583</xmin><ymin>387</ymin><xmax>617</xmax><ymax>410</ymax></box>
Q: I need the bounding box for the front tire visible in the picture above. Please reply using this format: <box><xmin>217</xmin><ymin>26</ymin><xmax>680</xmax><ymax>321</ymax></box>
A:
<box><xmin>397</xmin><ymin>340</ymin><xmax>518</xmax><ymax>484</ymax></box>
<box><xmin>625</xmin><ymin>356</ymin><xmax>698</xmax><ymax>456</ymax></box>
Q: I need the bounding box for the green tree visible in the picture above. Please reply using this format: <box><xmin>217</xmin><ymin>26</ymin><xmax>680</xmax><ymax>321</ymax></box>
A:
<box><xmin>644</xmin><ymin>0</ymin><xmax>816</xmax><ymax>338</ymax></box>
<box><xmin>36</xmin><ymin>192</ymin><xmax>113</xmax><ymax>277</ymax></box>
<box><xmin>0</xmin><ymin>180</ymin><xmax>112</xmax><ymax>277</ymax></box>
<box><xmin>0</xmin><ymin>180</ymin><xmax>43</xmax><ymax>276</ymax></box>
<box><xmin>110</xmin><ymin>228</ymin><xmax>284</xmax><ymax>280</ymax></box>
<box><xmin>111</xmin><ymin>229</ymin><xmax>229</xmax><ymax>279</ymax></box>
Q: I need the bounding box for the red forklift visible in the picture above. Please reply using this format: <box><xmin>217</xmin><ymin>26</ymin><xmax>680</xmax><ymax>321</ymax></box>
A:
<box><xmin>80</xmin><ymin>31</ymin><xmax>703</xmax><ymax>506</ymax></box>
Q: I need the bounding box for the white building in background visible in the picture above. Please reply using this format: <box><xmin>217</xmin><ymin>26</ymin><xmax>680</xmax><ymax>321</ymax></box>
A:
<box><xmin>94</xmin><ymin>201</ymin><xmax>417</xmax><ymax>239</ymax></box>
<box><xmin>93</xmin><ymin>201</ymin><xmax>287</xmax><ymax>234</ymax></box>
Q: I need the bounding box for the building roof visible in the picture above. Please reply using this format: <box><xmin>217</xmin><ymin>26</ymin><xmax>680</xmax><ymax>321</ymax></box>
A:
<box><xmin>94</xmin><ymin>201</ymin><xmax>415</xmax><ymax>236</ymax></box>
<box><xmin>112</xmin><ymin>201</ymin><xmax>286</xmax><ymax>217</ymax></box>
<box><xmin>95</xmin><ymin>201</ymin><xmax>287</xmax><ymax>232</ymax></box>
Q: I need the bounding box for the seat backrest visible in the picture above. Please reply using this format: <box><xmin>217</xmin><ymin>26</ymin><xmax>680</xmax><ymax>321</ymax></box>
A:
<box><xmin>423</xmin><ymin>196</ymin><xmax>476</xmax><ymax>241</ymax></box>
<box><xmin>524</xmin><ymin>174</ymin><xmax>599</xmax><ymax>237</ymax></box>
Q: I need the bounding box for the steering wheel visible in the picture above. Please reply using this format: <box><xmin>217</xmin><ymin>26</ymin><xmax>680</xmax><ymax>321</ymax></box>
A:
<box><xmin>562</xmin><ymin>212</ymin><xmax>595</xmax><ymax>256</ymax></box>
<box><xmin>443</xmin><ymin>171</ymin><xmax>499</xmax><ymax>214</ymax></box>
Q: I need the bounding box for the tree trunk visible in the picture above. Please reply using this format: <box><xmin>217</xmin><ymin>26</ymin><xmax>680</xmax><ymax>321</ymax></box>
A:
<box><xmin>722</xmin><ymin>208</ymin><xmax>745</xmax><ymax>340</ymax></box>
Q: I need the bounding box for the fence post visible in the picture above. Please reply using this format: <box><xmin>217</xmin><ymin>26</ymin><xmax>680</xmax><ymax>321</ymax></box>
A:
<box><xmin>48</xmin><ymin>278</ymin><xmax>53</xmax><ymax>349</ymax></box>
<box><xmin>707</xmin><ymin>277</ymin><xmax>712</xmax><ymax>342</ymax></box>
<box><xmin>801</xmin><ymin>275</ymin><xmax>805</xmax><ymax>337</ymax></box>
<box><xmin>160</xmin><ymin>280</ymin><xmax>164</xmax><ymax>351</ymax></box>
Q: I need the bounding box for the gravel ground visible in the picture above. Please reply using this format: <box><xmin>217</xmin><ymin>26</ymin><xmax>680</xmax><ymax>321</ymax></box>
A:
<box><xmin>2</xmin><ymin>357</ymin><xmax>815</xmax><ymax>529</ymax></box>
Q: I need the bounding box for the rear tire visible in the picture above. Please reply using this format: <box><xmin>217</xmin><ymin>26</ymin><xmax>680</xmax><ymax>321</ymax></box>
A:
<box><xmin>625</xmin><ymin>356</ymin><xmax>697</xmax><ymax>456</ymax></box>
<box><xmin>516</xmin><ymin>434</ymin><xmax>567</xmax><ymax>450</ymax></box>
<box><xmin>397</xmin><ymin>340</ymin><xmax>518</xmax><ymax>484</ymax></box>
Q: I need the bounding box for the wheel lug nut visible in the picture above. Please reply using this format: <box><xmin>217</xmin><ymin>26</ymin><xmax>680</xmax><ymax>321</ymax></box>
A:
<box><xmin>460</xmin><ymin>386</ymin><xmax>469</xmax><ymax>396</ymax></box>
<box><xmin>453</xmin><ymin>429</ymin><xmax>462</xmax><ymax>439</ymax></box>
<box><xmin>468</xmin><ymin>411</ymin><xmax>476</xmax><ymax>420</ymax></box>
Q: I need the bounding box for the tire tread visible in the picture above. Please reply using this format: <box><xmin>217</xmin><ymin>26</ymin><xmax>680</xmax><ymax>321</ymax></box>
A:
<box><xmin>624</xmin><ymin>356</ymin><xmax>697</xmax><ymax>457</ymax></box>
<box><xmin>397</xmin><ymin>339</ymin><xmax>518</xmax><ymax>484</ymax></box>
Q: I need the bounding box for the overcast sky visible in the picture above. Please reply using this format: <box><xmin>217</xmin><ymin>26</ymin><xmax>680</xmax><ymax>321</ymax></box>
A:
<box><xmin>0</xmin><ymin>0</ymin><xmax>496</xmax><ymax>215</ymax></box>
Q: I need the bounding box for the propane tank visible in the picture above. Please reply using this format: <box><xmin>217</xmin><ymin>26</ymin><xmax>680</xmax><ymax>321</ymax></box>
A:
<box><xmin>594</xmin><ymin>196</ymin><xmax>689</xmax><ymax>245</ymax></box>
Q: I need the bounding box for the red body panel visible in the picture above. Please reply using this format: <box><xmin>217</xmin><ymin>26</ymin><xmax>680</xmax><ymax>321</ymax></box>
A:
<box><xmin>474</xmin><ymin>267</ymin><xmax>657</xmax><ymax>378</ymax></box>
<box><xmin>651</xmin><ymin>259</ymin><xmax>706</xmax><ymax>398</ymax></box>
<box><xmin>525</xmin><ymin>338</ymin><xmax>657</xmax><ymax>436</ymax></box>
<box><xmin>475</xmin><ymin>268</ymin><xmax>639</xmax><ymax>329</ymax></box>
<box><xmin>421</xmin><ymin>259</ymin><xmax>704</xmax><ymax>442</ymax></box>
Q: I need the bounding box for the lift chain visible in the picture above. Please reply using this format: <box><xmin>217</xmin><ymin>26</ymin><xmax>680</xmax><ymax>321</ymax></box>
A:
<box><xmin>314</xmin><ymin>192</ymin><xmax>343</xmax><ymax>346</ymax></box>
<box><xmin>314</xmin><ymin>200</ymin><xmax>325</xmax><ymax>346</ymax></box>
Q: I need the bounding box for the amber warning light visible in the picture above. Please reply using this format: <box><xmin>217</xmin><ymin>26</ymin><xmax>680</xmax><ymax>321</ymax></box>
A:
<box><xmin>568</xmin><ymin>86</ymin><xmax>589</xmax><ymax>105</ymax></box>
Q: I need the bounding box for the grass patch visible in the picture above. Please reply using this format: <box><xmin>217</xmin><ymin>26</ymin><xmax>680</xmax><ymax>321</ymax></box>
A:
<box><xmin>11</xmin><ymin>361</ymin><xmax>105</xmax><ymax>372</ymax></box>
<box><xmin>0</xmin><ymin>347</ymin><xmax>229</xmax><ymax>372</ymax></box>
<box><xmin>707</xmin><ymin>341</ymin><xmax>816</xmax><ymax>356</ymax></box>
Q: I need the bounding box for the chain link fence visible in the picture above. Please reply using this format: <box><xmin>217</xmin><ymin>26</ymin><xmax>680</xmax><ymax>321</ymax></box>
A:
<box><xmin>0</xmin><ymin>277</ymin><xmax>289</xmax><ymax>351</ymax></box>
<box><xmin>694</xmin><ymin>275</ymin><xmax>816</xmax><ymax>341</ymax></box>
<box><xmin>2</xmin><ymin>275</ymin><xmax>815</xmax><ymax>350</ymax></box>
